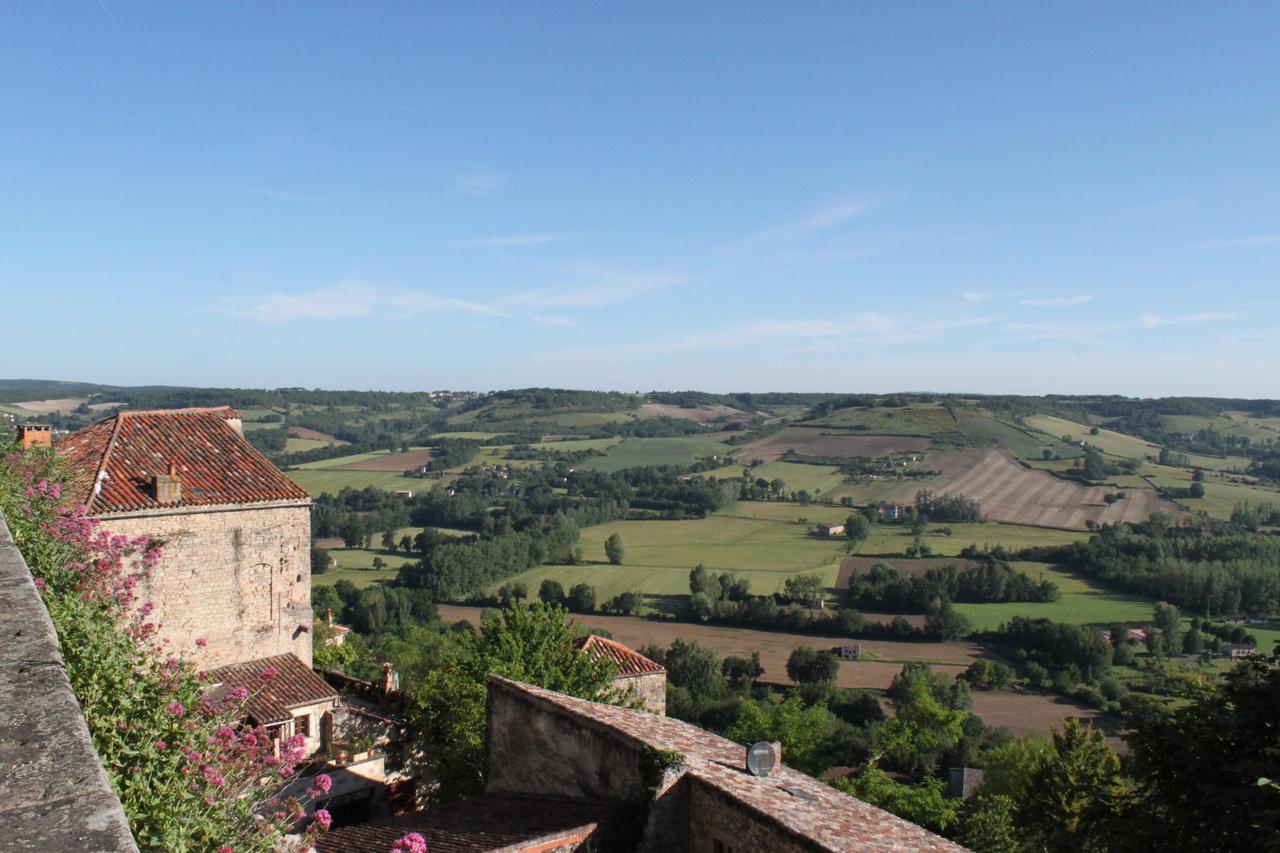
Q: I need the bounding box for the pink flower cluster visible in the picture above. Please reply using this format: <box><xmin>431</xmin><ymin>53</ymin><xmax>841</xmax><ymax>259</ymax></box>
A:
<box><xmin>390</xmin><ymin>832</ymin><xmax>428</xmax><ymax>853</ymax></box>
<box><xmin>6</xmin><ymin>451</ymin><xmax>340</xmax><ymax>848</ymax></box>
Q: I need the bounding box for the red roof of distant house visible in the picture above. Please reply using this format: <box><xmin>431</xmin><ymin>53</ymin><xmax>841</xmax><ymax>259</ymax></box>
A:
<box><xmin>574</xmin><ymin>634</ymin><xmax>665</xmax><ymax>678</ymax></box>
<box><xmin>204</xmin><ymin>653</ymin><xmax>338</xmax><ymax>725</ymax></box>
<box><xmin>56</xmin><ymin>407</ymin><xmax>308</xmax><ymax>514</ymax></box>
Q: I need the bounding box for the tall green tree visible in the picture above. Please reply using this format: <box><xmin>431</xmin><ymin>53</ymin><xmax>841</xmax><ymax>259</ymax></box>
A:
<box><xmin>1015</xmin><ymin>720</ymin><xmax>1131</xmax><ymax>852</ymax></box>
<box><xmin>727</xmin><ymin>695</ymin><xmax>832</xmax><ymax>776</ymax></box>
<box><xmin>409</xmin><ymin>602</ymin><xmax>618</xmax><ymax>801</ymax></box>
<box><xmin>1127</xmin><ymin>659</ymin><xmax>1280</xmax><ymax>851</ymax></box>
<box><xmin>604</xmin><ymin>532</ymin><xmax>625</xmax><ymax>565</ymax></box>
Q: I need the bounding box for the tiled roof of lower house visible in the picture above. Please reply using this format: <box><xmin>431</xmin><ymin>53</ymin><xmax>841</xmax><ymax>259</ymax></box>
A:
<box><xmin>204</xmin><ymin>654</ymin><xmax>338</xmax><ymax>725</ymax></box>
<box><xmin>490</xmin><ymin>677</ymin><xmax>965</xmax><ymax>852</ymax></box>
<box><xmin>574</xmin><ymin>634</ymin><xmax>665</xmax><ymax>677</ymax></box>
<box><xmin>56</xmin><ymin>406</ymin><xmax>309</xmax><ymax>514</ymax></box>
<box><xmin>314</xmin><ymin>795</ymin><xmax>608</xmax><ymax>853</ymax></box>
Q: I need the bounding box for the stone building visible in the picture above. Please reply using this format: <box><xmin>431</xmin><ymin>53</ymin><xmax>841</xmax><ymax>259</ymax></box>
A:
<box><xmin>204</xmin><ymin>653</ymin><xmax>339</xmax><ymax>757</ymax></box>
<box><xmin>574</xmin><ymin>633</ymin><xmax>666</xmax><ymax>715</ymax></box>
<box><xmin>57</xmin><ymin>406</ymin><xmax>314</xmax><ymax>668</ymax></box>
<box><xmin>318</xmin><ymin>676</ymin><xmax>962</xmax><ymax>852</ymax></box>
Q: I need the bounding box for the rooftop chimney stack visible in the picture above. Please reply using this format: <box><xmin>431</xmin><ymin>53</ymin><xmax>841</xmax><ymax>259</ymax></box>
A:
<box><xmin>154</xmin><ymin>463</ymin><xmax>182</xmax><ymax>503</ymax></box>
<box><xmin>17</xmin><ymin>424</ymin><xmax>52</xmax><ymax>450</ymax></box>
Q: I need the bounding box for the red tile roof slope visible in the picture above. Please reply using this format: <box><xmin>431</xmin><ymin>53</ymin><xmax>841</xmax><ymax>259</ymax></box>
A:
<box><xmin>490</xmin><ymin>677</ymin><xmax>964</xmax><ymax>852</ymax></box>
<box><xmin>57</xmin><ymin>406</ymin><xmax>308</xmax><ymax>514</ymax></box>
<box><xmin>204</xmin><ymin>653</ymin><xmax>338</xmax><ymax>725</ymax></box>
<box><xmin>314</xmin><ymin>795</ymin><xmax>607</xmax><ymax>853</ymax></box>
<box><xmin>574</xmin><ymin>634</ymin><xmax>665</xmax><ymax>677</ymax></box>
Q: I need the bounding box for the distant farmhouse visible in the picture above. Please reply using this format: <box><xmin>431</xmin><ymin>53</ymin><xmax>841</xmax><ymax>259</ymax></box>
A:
<box><xmin>575</xmin><ymin>634</ymin><xmax>667</xmax><ymax>715</ymax></box>
<box><xmin>817</xmin><ymin>522</ymin><xmax>845</xmax><ymax>537</ymax></box>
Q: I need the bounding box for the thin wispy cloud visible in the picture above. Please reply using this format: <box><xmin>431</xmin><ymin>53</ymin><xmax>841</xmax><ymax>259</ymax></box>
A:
<box><xmin>1019</xmin><ymin>294</ymin><xmax>1095</xmax><ymax>307</ymax></box>
<box><xmin>1197</xmin><ymin>234</ymin><xmax>1280</xmax><ymax>250</ymax></box>
<box><xmin>737</xmin><ymin>196</ymin><xmax>880</xmax><ymax>246</ymax></box>
<box><xmin>454</xmin><ymin>233</ymin><xmax>575</xmax><ymax>248</ymax></box>
<box><xmin>220</xmin><ymin>266</ymin><xmax>682</xmax><ymax>324</ymax></box>
<box><xmin>223</xmin><ymin>282</ymin><xmax>380</xmax><ymax>323</ymax></box>
<box><xmin>452</xmin><ymin>166</ymin><xmax>508</xmax><ymax>196</ymax></box>
<box><xmin>1140</xmin><ymin>312</ymin><xmax>1237</xmax><ymax>329</ymax></box>
<box><xmin>962</xmin><ymin>292</ymin><xmax>992</xmax><ymax>302</ymax></box>
<box><xmin>226</xmin><ymin>184</ymin><xmax>322</xmax><ymax>204</ymax></box>
<box><xmin>505</xmin><ymin>268</ymin><xmax>686</xmax><ymax>308</ymax></box>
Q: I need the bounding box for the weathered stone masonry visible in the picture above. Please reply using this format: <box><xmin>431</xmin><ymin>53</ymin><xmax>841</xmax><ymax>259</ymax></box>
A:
<box><xmin>101</xmin><ymin>502</ymin><xmax>313</xmax><ymax>669</ymax></box>
<box><xmin>0</xmin><ymin>511</ymin><xmax>137</xmax><ymax>852</ymax></box>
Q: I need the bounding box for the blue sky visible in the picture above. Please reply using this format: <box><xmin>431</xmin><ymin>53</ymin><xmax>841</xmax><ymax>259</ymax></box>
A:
<box><xmin>2</xmin><ymin>3</ymin><xmax>1278</xmax><ymax>395</ymax></box>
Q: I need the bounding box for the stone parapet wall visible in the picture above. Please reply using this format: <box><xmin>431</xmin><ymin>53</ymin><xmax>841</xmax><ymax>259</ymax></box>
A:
<box><xmin>0</xmin><ymin>511</ymin><xmax>138</xmax><ymax>851</ymax></box>
<box><xmin>99</xmin><ymin>502</ymin><xmax>312</xmax><ymax>668</ymax></box>
<box><xmin>617</xmin><ymin>671</ymin><xmax>667</xmax><ymax>715</ymax></box>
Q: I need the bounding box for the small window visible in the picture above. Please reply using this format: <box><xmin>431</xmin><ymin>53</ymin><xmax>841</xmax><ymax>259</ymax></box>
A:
<box><xmin>713</xmin><ymin>838</ymin><xmax>736</xmax><ymax>853</ymax></box>
<box><xmin>296</xmin><ymin>714</ymin><xmax>311</xmax><ymax>738</ymax></box>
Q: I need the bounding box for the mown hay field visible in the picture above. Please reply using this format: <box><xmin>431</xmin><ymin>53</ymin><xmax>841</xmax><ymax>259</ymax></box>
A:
<box><xmin>869</xmin><ymin>449</ymin><xmax>1175</xmax><ymax>530</ymax></box>
<box><xmin>639</xmin><ymin>403</ymin><xmax>746</xmax><ymax>423</ymax></box>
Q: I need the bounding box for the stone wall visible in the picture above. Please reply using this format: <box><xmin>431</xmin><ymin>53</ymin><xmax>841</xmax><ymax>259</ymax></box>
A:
<box><xmin>99</xmin><ymin>502</ymin><xmax>312</xmax><ymax>668</ymax></box>
<box><xmin>616</xmin><ymin>671</ymin><xmax>667</xmax><ymax>715</ymax></box>
<box><xmin>686</xmin><ymin>777</ymin><xmax>824</xmax><ymax>853</ymax></box>
<box><xmin>485</xmin><ymin>677</ymin><xmax>650</xmax><ymax>802</ymax></box>
<box><xmin>0</xmin><ymin>511</ymin><xmax>138</xmax><ymax>851</ymax></box>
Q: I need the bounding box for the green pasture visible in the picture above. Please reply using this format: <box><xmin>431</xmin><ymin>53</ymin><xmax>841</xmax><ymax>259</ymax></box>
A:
<box><xmin>1024</xmin><ymin>414</ymin><xmax>1161</xmax><ymax>461</ymax></box>
<box><xmin>749</xmin><ymin>461</ymin><xmax>847</xmax><ymax>496</ymax></box>
<box><xmin>312</xmin><ymin>565</ymin><xmax>400</xmax><ymax>590</ymax></box>
<box><xmin>287</xmin><ymin>468</ymin><xmax>423</xmax><ymax>496</ymax></box>
<box><xmin>286</xmin><ymin>437</ymin><xmax>333</xmax><ymax>453</ymax></box>
<box><xmin>955</xmin><ymin>563</ymin><xmax>1154</xmax><ymax>630</ymax></box>
<box><xmin>295</xmin><ymin>450</ymin><xmax>390</xmax><ymax>470</ymax></box>
<box><xmin>1166</xmin><ymin>413</ymin><xmax>1276</xmax><ymax>443</ymax></box>
<box><xmin>578</xmin><ymin>436</ymin><xmax>735</xmax><ymax>472</ymax></box>
<box><xmin>804</xmin><ymin>403</ymin><xmax>956</xmax><ymax>435</ymax></box>
<box><xmin>488</xmin><ymin>511</ymin><xmax>849</xmax><ymax>603</ymax></box>
<box><xmin>957</xmin><ymin>414</ymin><xmax>1080</xmax><ymax>459</ymax></box>
<box><xmin>855</xmin><ymin>521</ymin><xmax>1088</xmax><ymax>557</ymax></box>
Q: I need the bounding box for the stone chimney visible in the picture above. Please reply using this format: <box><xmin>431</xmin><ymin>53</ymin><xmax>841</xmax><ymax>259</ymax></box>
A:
<box><xmin>16</xmin><ymin>424</ymin><xmax>52</xmax><ymax>450</ymax></box>
<box><xmin>153</xmin><ymin>464</ymin><xmax>182</xmax><ymax>503</ymax></box>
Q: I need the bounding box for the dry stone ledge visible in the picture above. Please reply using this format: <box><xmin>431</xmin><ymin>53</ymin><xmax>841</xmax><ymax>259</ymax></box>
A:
<box><xmin>0</xmin><ymin>511</ymin><xmax>138</xmax><ymax>852</ymax></box>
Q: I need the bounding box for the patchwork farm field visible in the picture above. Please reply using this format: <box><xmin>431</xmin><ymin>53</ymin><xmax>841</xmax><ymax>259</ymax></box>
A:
<box><xmin>864</xmin><ymin>449</ymin><xmax>1176</xmax><ymax>530</ymax></box>
<box><xmin>333</xmin><ymin>449</ymin><xmax>434</xmax><ymax>471</ymax></box>
<box><xmin>1023</xmin><ymin>414</ymin><xmax>1160</xmax><ymax>460</ymax></box>
<box><xmin>287</xmin><ymin>468</ymin><xmax>425</xmax><ymax>496</ymax></box>
<box><xmin>957</xmin><ymin>414</ymin><xmax>1080</xmax><ymax>459</ymax></box>
<box><xmin>435</xmin><ymin>605</ymin><xmax>1107</xmax><ymax>738</ymax></box>
<box><xmin>639</xmin><ymin>403</ymin><xmax>746</xmax><ymax>423</ymax></box>
<box><xmin>578</xmin><ymin>436</ymin><xmax>734</xmax><ymax>472</ymax></box>
<box><xmin>803</xmin><ymin>403</ymin><xmax>958</xmax><ymax>435</ymax></box>
<box><xmin>734</xmin><ymin>427</ymin><xmax>930</xmax><ymax>464</ymax></box>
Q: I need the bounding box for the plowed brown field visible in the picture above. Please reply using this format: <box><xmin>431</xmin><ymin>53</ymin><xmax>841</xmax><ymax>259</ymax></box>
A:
<box><xmin>877</xmin><ymin>449</ymin><xmax>1176</xmax><ymax>530</ymax></box>
<box><xmin>640</xmin><ymin>403</ymin><xmax>746</xmax><ymax>423</ymax></box>
<box><xmin>735</xmin><ymin>428</ymin><xmax>930</xmax><ymax>464</ymax></box>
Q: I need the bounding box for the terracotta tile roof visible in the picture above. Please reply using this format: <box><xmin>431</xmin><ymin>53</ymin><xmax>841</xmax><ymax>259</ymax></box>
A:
<box><xmin>204</xmin><ymin>654</ymin><xmax>338</xmax><ymax>725</ymax></box>
<box><xmin>574</xmin><ymin>634</ymin><xmax>665</xmax><ymax>678</ymax></box>
<box><xmin>314</xmin><ymin>795</ymin><xmax>607</xmax><ymax>853</ymax></box>
<box><xmin>490</xmin><ymin>677</ymin><xmax>965</xmax><ymax>852</ymax></box>
<box><xmin>56</xmin><ymin>406</ymin><xmax>308</xmax><ymax>515</ymax></box>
